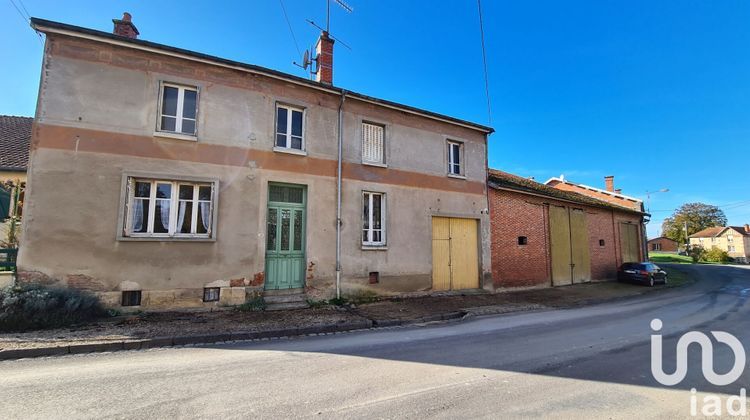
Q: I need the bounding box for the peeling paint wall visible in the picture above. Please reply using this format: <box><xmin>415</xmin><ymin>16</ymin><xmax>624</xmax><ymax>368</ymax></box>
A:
<box><xmin>18</xmin><ymin>34</ymin><xmax>492</xmax><ymax>307</ymax></box>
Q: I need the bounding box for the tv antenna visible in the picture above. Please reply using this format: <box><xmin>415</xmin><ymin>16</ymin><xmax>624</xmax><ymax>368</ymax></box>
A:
<box><xmin>292</xmin><ymin>0</ymin><xmax>353</xmax><ymax>79</ymax></box>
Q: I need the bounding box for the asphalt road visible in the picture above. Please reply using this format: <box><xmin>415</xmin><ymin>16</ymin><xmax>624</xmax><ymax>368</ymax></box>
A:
<box><xmin>2</xmin><ymin>264</ymin><xmax>749</xmax><ymax>419</ymax></box>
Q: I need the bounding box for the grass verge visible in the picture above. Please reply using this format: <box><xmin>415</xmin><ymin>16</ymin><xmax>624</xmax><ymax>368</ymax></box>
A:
<box><xmin>662</xmin><ymin>266</ymin><xmax>694</xmax><ymax>288</ymax></box>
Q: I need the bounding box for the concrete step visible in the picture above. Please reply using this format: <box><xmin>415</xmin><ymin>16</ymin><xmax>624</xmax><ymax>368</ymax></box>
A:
<box><xmin>263</xmin><ymin>288</ymin><xmax>305</xmax><ymax>296</ymax></box>
<box><xmin>264</xmin><ymin>293</ymin><xmax>307</xmax><ymax>304</ymax></box>
<box><xmin>265</xmin><ymin>301</ymin><xmax>310</xmax><ymax>311</ymax></box>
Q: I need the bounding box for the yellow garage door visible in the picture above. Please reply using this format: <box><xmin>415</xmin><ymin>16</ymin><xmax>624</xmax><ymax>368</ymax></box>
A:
<box><xmin>550</xmin><ymin>206</ymin><xmax>592</xmax><ymax>286</ymax></box>
<box><xmin>432</xmin><ymin>217</ymin><xmax>479</xmax><ymax>291</ymax></box>
<box><xmin>620</xmin><ymin>223</ymin><xmax>640</xmax><ymax>263</ymax></box>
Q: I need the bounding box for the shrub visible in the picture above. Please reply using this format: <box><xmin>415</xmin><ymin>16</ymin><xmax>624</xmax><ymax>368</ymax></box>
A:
<box><xmin>0</xmin><ymin>284</ymin><xmax>107</xmax><ymax>332</ymax></box>
<box><xmin>688</xmin><ymin>246</ymin><xmax>706</xmax><ymax>263</ymax></box>
<box><xmin>234</xmin><ymin>295</ymin><xmax>266</xmax><ymax>312</ymax></box>
<box><xmin>703</xmin><ymin>247</ymin><xmax>731</xmax><ymax>263</ymax></box>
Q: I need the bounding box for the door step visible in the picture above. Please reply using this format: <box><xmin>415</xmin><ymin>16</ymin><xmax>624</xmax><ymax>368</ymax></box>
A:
<box><xmin>263</xmin><ymin>290</ymin><xmax>309</xmax><ymax>311</ymax></box>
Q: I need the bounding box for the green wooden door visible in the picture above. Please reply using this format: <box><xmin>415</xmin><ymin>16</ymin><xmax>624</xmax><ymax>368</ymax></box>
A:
<box><xmin>265</xmin><ymin>184</ymin><xmax>306</xmax><ymax>290</ymax></box>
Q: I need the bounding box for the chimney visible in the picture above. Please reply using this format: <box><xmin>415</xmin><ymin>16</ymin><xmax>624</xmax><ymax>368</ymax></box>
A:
<box><xmin>315</xmin><ymin>31</ymin><xmax>334</xmax><ymax>85</ymax></box>
<box><xmin>112</xmin><ymin>12</ymin><xmax>139</xmax><ymax>39</ymax></box>
<box><xmin>604</xmin><ymin>175</ymin><xmax>615</xmax><ymax>192</ymax></box>
<box><xmin>614</xmin><ymin>188</ymin><xmax>622</xmax><ymax>195</ymax></box>
<box><xmin>745</xmin><ymin>224</ymin><xmax>749</xmax><ymax>233</ymax></box>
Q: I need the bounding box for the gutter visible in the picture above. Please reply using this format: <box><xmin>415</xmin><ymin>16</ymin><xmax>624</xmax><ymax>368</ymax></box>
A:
<box><xmin>335</xmin><ymin>91</ymin><xmax>346</xmax><ymax>299</ymax></box>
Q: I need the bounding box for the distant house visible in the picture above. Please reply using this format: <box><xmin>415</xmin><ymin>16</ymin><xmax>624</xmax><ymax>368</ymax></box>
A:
<box><xmin>647</xmin><ymin>236</ymin><xmax>678</xmax><ymax>252</ymax></box>
<box><xmin>488</xmin><ymin>169</ymin><xmax>646</xmax><ymax>289</ymax></box>
<box><xmin>689</xmin><ymin>225</ymin><xmax>750</xmax><ymax>263</ymax></box>
<box><xmin>0</xmin><ymin>115</ymin><xmax>31</xmax><ymax>223</ymax></box>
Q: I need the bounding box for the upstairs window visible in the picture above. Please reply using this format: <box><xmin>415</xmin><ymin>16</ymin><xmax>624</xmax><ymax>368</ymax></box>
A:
<box><xmin>276</xmin><ymin>104</ymin><xmax>304</xmax><ymax>151</ymax></box>
<box><xmin>362</xmin><ymin>191</ymin><xmax>386</xmax><ymax>246</ymax></box>
<box><xmin>447</xmin><ymin>140</ymin><xmax>463</xmax><ymax>176</ymax></box>
<box><xmin>158</xmin><ymin>83</ymin><xmax>198</xmax><ymax>136</ymax></box>
<box><xmin>125</xmin><ymin>178</ymin><xmax>215</xmax><ymax>239</ymax></box>
<box><xmin>362</xmin><ymin>122</ymin><xmax>385</xmax><ymax>165</ymax></box>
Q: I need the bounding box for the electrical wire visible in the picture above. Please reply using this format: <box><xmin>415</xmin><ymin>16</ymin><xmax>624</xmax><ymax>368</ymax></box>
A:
<box><xmin>279</xmin><ymin>0</ymin><xmax>302</xmax><ymax>57</ymax></box>
<box><xmin>7</xmin><ymin>0</ymin><xmax>43</xmax><ymax>46</ymax></box>
<box><xmin>476</xmin><ymin>0</ymin><xmax>492</xmax><ymax>125</ymax></box>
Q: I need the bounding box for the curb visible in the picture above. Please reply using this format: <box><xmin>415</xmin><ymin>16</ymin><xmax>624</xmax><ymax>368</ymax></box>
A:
<box><xmin>0</xmin><ymin>319</ymin><xmax>377</xmax><ymax>361</ymax></box>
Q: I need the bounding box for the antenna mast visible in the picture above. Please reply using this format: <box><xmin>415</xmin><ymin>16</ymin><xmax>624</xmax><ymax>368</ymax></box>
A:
<box><xmin>293</xmin><ymin>0</ymin><xmax>352</xmax><ymax>79</ymax></box>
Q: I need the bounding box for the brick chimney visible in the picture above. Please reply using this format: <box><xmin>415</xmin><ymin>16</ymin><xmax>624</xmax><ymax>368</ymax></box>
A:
<box><xmin>614</xmin><ymin>188</ymin><xmax>622</xmax><ymax>195</ymax></box>
<box><xmin>112</xmin><ymin>12</ymin><xmax>139</xmax><ymax>39</ymax></box>
<box><xmin>604</xmin><ymin>175</ymin><xmax>615</xmax><ymax>192</ymax></box>
<box><xmin>745</xmin><ymin>224</ymin><xmax>750</xmax><ymax>233</ymax></box>
<box><xmin>315</xmin><ymin>31</ymin><xmax>334</xmax><ymax>85</ymax></box>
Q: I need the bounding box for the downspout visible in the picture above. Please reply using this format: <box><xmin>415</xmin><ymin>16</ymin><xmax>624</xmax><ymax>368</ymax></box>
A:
<box><xmin>335</xmin><ymin>90</ymin><xmax>347</xmax><ymax>299</ymax></box>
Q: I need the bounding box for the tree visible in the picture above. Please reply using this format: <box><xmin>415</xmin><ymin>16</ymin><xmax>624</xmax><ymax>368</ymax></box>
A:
<box><xmin>661</xmin><ymin>202</ymin><xmax>727</xmax><ymax>244</ymax></box>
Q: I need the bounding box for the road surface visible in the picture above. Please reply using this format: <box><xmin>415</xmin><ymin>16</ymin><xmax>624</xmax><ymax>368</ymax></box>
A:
<box><xmin>1</xmin><ymin>264</ymin><xmax>749</xmax><ymax>419</ymax></box>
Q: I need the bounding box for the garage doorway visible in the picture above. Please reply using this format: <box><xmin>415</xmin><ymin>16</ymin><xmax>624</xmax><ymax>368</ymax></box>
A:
<box><xmin>549</xmin><ymin>206</ymin><xmax>591</xmax><ymax>286</ymax></box>
<box><xmin>619</xmin><ymin>223</ymin><xmax>640</xmax><ymax>263</ymax></box>
<box><xmin>432</xmin><ymin>217</ymin><xmax>480</xmax><ymax>291</ymax></box>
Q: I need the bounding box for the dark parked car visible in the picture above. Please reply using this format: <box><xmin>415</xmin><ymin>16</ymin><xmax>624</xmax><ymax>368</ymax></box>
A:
<box><xmin>617</xmin><ymin>262</ymin><xmax>667</xmax><ymax>286</ymax></box>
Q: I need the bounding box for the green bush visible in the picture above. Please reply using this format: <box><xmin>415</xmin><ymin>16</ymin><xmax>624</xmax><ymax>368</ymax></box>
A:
<box><xmin>703</xmin><ymin>247</ymin><xmax>731</xmax><ymax>263</ymax></box>
<box><xmin>688</xmin><ymin>246</ymin><xmax>706</xmax><ymax>263</ymax></box>
<box><xmin>0</xmin><ymin>284</ymin><xmax>107</xmax><ymax>332</ymax></box>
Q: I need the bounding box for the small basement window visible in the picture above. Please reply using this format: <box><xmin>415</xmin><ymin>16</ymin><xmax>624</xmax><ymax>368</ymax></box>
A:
<box><xmin>122</xmin><ymin>290</ymin><xmax>142</xmax><ymax>307</ymax></box>
<box><xmin>369</xmin><ymin>271</ymin><xmax>380</xmax><ymax>284</ymax></box>
<box><xmin>599</xmin><ymin>239</ymin><xmax>606</xmax><ymax>247</ymax></box>
<box><xmin>518</xmin><ymin>236</ymin><xmax>528</xmax><ymax>245</ymax></box>
<box><xmin>203</xmin><ymin>287</ymin><xmax>220</xmax><ymax>302</ymax></box>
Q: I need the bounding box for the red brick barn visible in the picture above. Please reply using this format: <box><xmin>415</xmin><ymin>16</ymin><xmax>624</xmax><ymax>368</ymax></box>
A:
<box><xmin>647</xmin><ymin>237</ymin><xmax>679</xmax><ymax>252</ymax></box>
<box><xmin>488</xmin><ymin>170</ymin><xmax>646</xmax><ymax>289</ymax></box>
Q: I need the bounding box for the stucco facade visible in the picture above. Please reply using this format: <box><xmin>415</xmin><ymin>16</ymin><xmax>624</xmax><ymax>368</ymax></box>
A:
<box><xmin>689</xmin><ymin>226</ymin><xmax>750</xmax><ymax>263</ymax></box>
<box><xmin>19</xmin><ymin>21</ymin><xmax>493</xmax><ymax>308</ymax></box>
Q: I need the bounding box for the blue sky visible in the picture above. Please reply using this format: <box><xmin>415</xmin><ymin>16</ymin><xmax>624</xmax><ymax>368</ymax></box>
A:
<box><xmin>2</xmin><ymin>1</ymin><xmax>750</xmax><ymax>237</ymax></box>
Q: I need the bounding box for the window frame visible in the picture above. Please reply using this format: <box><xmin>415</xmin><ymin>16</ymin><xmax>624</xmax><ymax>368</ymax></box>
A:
<box><xmin>274</xmin><ymin>103</ymin><xmax>306</xmax><ymax>152</ymax></box>
<box><xmin>117</xmin><ymin>173</ymin><xmax>219</xmax><ymax>242</ymax></box>
<box><xmin>362</xmin><ymin>191</ymin><xmax>386</xmax><ymax>247</ymax></box>
<box><xmin>446</xmin><ymin>140</ymin><xmax>464</xmax><ymax>177</ymax></box>
<box><xmin>361</xmin><ymin>121</ymin><xmax>386</xmax><ymax>166</ymax></box>
<box><xmin>156</xmin><ymin>82</ymin><xmax>199</xmax><ymax>138</ymax></box>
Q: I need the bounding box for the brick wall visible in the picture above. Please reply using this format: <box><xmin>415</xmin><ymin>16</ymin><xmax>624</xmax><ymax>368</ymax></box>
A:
<box><xmin>490</xmin><ymin>187</ymin><xmax>643</xmax><ymax>289</ymax></box>
<box><xmin>648</xmin><ymin>237</ymin><xmax>678</xmax><ymax>252</ymax></box>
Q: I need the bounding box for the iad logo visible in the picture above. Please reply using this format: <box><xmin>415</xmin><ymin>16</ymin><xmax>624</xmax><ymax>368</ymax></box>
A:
<box><xmin>650</xmin><ymin>318</ymin><xmax>748</xmax><ymax>416</ymax></box>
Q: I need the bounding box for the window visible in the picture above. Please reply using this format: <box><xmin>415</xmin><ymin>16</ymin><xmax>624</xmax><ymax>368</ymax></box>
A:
<box><xmin>125</xmin><ymin>178</ymin><xmax>214</xmax><ymax>239</ymax></box>
<box><xmin>203</xmin><ymin>287</ymin><xmax>220</xmax><ymax>302</ymax></box>
<box><xmin>362</xmin><ymin>192</ymin><xmax>386</xmax><ymax>246</ymax></box>
<box><xmin>158</xmin><ymin>83</ymin><xmax>198</xmax><ymax>136</ymax></box>
<box><xmin>517</xmin><ymin>236</ymin><xmax>528</xmax><ymax>245</ymax></box>
<box><xmin>369</xmin><ymin>272</ymin><xmax>380</xmax><ymax>284</ymax></box>
<box><xmin>447</xmin><ymin>141</ymin><xmax>463</xmax><ymax>176</ymax></box>
<box><xmin>728</xmin><ymin>235</ymin><xmax>734</xmax><ymax>243</ymax></box>
<box><xmin>275</xmin><ymin>104</ymin><xmax>304</xmax><ymax>150</ymax></box>
<box><xmin>362</xmin><ymin>122</ymin><xmax>385</xmax><ymax>165</ymax></box>
<box><xmin>122</xmin><ymin>291</ymin><xmax>141</xmax><ymax>307</ymax></box>
<box><xmin>652</xmin><ymin>243</ymin><xmax>662</xmax><ymax>251</ymax></box>
<box><xmin>599</xmin><ymin>239</ymin><xmax>606</xmax><ymax>247</ymax></box>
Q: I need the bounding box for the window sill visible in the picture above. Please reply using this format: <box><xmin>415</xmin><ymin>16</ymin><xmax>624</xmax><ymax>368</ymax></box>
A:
<box><xmin>153</xmin><ymin>131</ymin><xmax>198</xmax><ymax>142</ymax></box>
<box><xmin>362</xmin><ymin>245</ymin><xmax>388</xmax><ymax>251</ymax></box>
<box><xmin>447</xmin><ymin>173</ymin><xmax>466</xmax><ymax>180</ymax></box>
<box><xmin>362</xmin><ymin>161</ymin><xmax>387</xmax><ymax>168</ymax></box>
<box><xmin>117</xmin><ymin>236</ymin><xmax>216</xmax><ymax>242</ymax></box>
<box><xmin>273</xmin><ymin>146</ymin><xmax>308</xmax><ymax>156</ymax></box>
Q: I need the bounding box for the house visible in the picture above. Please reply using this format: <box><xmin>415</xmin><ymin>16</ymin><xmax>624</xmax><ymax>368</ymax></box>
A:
<box><xmin>0</xmin><ymin>115</ymin><xmax>31</xmax><ymax>236</ymax></box>
<box><xmin>19</xmin><ymin>15</ymin><xmax>494</xmax><ymax>309</ymax></box>
<box><xmin>689</xmin><ymin>225</ymin><xmax>750</xmax><ymax>263</ymax></box>
<box><xmin>488</xmin><ymin>170</ymin><xmax>646</xmax><ymax>288</ymax></box>
<box><xmin>647</xmin><ymin>236</ymin><xmax>679</xmax><ymax>252</ymax></box>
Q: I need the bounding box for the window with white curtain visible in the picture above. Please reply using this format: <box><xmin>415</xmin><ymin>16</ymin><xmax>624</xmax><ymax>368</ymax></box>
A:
<box><xmin>362</xmin><ymin>191</ymin><xmax>386</xmax><ymax>246</ymax></box>
<box><xmin>447</xmin><ymin>140</ymin><xmax>463</xmax><ymax>176</ymax></box>
<box><xmin>125</xmin><ymin>178</ymin><xmax>214</xmax><ymax>238</ymax></box>
<box><xmin>362</xmin><ymin>122</ymin><xmax>385</xmax><ymax>165</ymax></box>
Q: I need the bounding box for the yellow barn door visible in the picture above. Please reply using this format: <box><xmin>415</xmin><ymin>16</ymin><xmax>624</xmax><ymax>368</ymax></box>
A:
<box><xmin>570</xmin><ymin>209</ymin><xmax>591</xmax><ymax>283</ymax></box>
<box><xmin>431</xmin><ymin>217</ymin><xmax>479</xmax><ymax>291</ymax></box>
<box><xmin>620</xmin><ymin>223</ymin><xmax>640</xmax><ymax>263</ymax></box>
<box><xmin>549</xmin><ymin>205</ymin><xmax>573</xmax><ymax>286</ymax></box>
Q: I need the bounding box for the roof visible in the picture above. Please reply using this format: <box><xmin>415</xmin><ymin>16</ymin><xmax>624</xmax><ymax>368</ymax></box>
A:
<box><xmin>647</xmin><ymin>236</ymin><xmax>677</xmax><ymax>243</ymax></box>
<box><xmin>544</xmin><ymin>177</ymin><xmax>642</xmax><ymax>204</ymax></box>
<box><xmin>30</xmin><ymin>17</ymin><xmax>494</xmax><ymax>135</ymax></box>
<box><xmin>0</xmin><ymin>115</ymin><xmax>32</xmax><ymax>171</ymax></box>
<box><xmin>690</xmin><ymin>226</ymin><xmax>750</xmax><ymax>238</ymax></box>
<box><xmin>488</xmin><ymin>169</ymin><xmax>645</xmax><ymax>215</ymax></box>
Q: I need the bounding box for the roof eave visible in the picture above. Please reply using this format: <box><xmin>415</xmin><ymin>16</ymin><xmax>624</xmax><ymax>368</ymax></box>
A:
<box><xmin>30</xmin><ymin>17</ymin><xmax>494</xmax><ymax>135</ymax></box>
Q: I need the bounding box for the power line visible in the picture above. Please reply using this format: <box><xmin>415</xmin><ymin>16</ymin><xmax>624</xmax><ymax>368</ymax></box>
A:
<box><xmin>476</xmin><ymin>0</ymin><xmax>492</xmax><ymax>125</ymax></box>
<box><xmin>7</xmin><ymin>0</ymin><xmax>43</xmax><ymax>46</ymax></box>
<box><xmin>7</xmin><ymin>0</ymin><xmax>28</xmax><ymax>24</ymax></box>
<box><xmin>15</xmin><ymin>0</ymin><xmax>29</xmax><ymax>18</ymax></box>
<box><xmin>278</xmin><ymin>0</ymin><xmax>302</xmax><ymax>57</ymax></box>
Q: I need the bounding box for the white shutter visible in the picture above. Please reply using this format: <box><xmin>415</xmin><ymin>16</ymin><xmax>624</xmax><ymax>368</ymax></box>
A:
<box><xmin>362</xmin><ymin>123</ymin><xmax>384</xmax><ymax>164</ymax></box>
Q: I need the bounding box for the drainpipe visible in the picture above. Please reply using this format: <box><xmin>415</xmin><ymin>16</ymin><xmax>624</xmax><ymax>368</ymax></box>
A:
<box><xmin>335</xmin><ymin>90</ymin><xmax>347</xmax><ymax>299</ymax></box>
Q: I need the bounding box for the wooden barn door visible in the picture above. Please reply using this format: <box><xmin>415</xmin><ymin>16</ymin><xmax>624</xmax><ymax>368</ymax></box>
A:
<box><xmin>431</xmin><ymin>217</ymin><xmax>479</xmax><ymax>291</ymax></box>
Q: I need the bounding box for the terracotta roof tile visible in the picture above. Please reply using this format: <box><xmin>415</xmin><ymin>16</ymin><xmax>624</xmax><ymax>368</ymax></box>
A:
<box><xmin>0</xmin><ymin>115</ymin><xmax>32</xmax><ymax>171</ymax></box>
<box><xmin>488</xmin><ymin>169</ymin><xmax>643</xmax><ymax>214</ymax></box>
